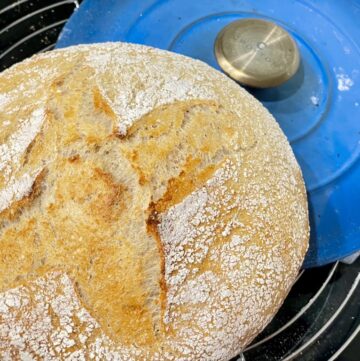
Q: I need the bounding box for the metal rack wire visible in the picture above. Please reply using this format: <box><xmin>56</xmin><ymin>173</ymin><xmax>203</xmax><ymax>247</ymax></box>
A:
<box><xmin>0</xmin><ymin>1</ymin><xmax>359</xmax><ymax>360</ymax></box>
<box><xmin>0</xmin><ymin>0</ymin><xmax>79</xmax><ymax>69</ymax></box>
<box><xmin>240</xmin><ymin>261</ymin><xmax>360</xmax><ymax>360</ymax></box>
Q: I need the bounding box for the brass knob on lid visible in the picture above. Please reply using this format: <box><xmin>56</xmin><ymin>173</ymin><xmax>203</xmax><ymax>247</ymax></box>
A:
<box><xmin>214</xmin><ymin>18</ymin><xmax>300</xmax><ymax>88</ymax></box>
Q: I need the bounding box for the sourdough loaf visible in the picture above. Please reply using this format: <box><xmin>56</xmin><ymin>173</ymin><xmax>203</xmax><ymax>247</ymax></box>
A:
<box><xmin>0</xmin><ymin>43</ymin><xmax>309</xmax><ymax>360</ymax></box>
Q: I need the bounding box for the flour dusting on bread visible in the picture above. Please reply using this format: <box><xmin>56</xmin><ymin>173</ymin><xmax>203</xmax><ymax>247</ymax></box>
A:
<box><xmin>0</xmin><ymin>108</ymin><xmax>45</xmax><ymax>212</ymax></box>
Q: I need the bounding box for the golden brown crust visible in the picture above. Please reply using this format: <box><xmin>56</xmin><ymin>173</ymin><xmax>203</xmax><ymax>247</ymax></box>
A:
<box><xmin>0</xmin><ymin>168</ymin><xmax>46</xmax><ymax>223</ymax></box>
<box><xmin>93</xmin><ymin>86</ymin><xmax>117</xmax><ymax>119</ymax></box>
<box><xmin>0</xmin><ymin>43</ymin><xmax>309</xmax><ymax>361</ymax></box>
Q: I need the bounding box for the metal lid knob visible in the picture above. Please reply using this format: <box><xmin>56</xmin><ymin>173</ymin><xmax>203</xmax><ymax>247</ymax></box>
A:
<box><xmin>214</xmin><ymin>18</ymin><xmax>300</xmax><ymax>88</ymax></box>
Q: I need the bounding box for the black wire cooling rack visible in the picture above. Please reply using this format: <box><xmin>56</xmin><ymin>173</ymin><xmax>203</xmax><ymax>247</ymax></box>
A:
<box><xmin>0</xmin><ymin>1</ymin><xmax>359</xmax><ymax>360</ymax></box>
<box><xmin>0</xmin><ymin>0</ymin><xmax>79</xmax><ymax>70</ymax></box>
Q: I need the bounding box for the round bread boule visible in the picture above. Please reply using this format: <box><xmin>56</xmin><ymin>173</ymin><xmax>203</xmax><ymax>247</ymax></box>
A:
<box><xmin>0</xmin><ymin>43</ymin><xmax>309</xmax><ymax>360</ymax></box>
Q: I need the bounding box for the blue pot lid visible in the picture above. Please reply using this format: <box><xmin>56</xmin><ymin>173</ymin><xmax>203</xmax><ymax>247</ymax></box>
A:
<box><xmin>56</xmin><ymin>0</ymin><xmax>360</xmax><ymax>268</ymax></box>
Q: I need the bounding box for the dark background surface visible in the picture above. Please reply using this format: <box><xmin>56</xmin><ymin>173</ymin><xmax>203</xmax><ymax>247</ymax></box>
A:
<box><xmin>0</xmin><ymin>1</ymin><xmax>359</xmax><ymax>360</ymax></box>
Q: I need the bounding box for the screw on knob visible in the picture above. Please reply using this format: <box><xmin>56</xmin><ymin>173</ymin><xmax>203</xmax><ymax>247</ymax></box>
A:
<box><xmin>214</xmin><ymin>18</ymin><xmax>300</xmax><ymax>88</ymax></box>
